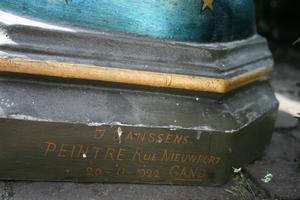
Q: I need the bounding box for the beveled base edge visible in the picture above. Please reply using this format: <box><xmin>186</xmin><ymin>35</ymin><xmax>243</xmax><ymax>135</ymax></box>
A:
<box><xmin>0</xmin><ymin>80</ymin><xmax>278</xmax><ymax>186</ymax></box>
<box><xmin>0</xmin><ymin>22</ymin><xmax>272</xmax><ymax>78</ymax></box>
<box><xmin>0</xmin><ymin>57</ymin><xmax>272</xmax><ymax>93</ymax></box>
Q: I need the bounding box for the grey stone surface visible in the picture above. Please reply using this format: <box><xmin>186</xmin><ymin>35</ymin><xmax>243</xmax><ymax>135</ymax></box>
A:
<box><xmin>247</xmin><ymin>162</ymin><xmax>300</xmax><ymax>200</ymax></box>
<box><xmin>291</xmin><ymin>128</ymin><xmax>300</xmax><ymax>143</ymax></box>
<box><xmin>275</xmin><ymin>111</ymin><xmax>298</xmax><ymax>129</ymax></box>
<box><xmin>248</xmin><ymin>57</ymin><xmax>300</xmax><ymax>200</ymax></box>
<box><xmin>1</xmin><ymin>23</ymin><xmax>272</xmax><ymax>79</ymax></box>
<box><xmin>0</xmin><ymin>182</ymin><xmax>14</xmax><ymax>200</ymax></box>
<box><xmin>247</xmin><ymin>131</ymin><xmax>300</xmax><ymax>200</ymax></box>
<box><xmin>0</xmin><ymin>182</ymin><xmax>6</xmax><ymax>199</ymax></box>
<box><xmin>271</xmin><ymin>52</ymin><xmax>300</xmax><ymax>129</ymax></box>
<box><xmin>0</xmin><ymin>181</ymin><xmax>259</xmax><ymax>200</ymax></box>
<box><xmin>262</xmin><ymin>131</ymin><xmax>300</xmax><ymax>162</ymax></box>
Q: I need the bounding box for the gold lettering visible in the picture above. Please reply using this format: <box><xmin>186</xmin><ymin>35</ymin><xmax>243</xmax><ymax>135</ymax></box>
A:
<box><xmin>169</xmin><ymin>165</ymin><xmax>205</xmax><ymax>181</ymax></box>
<box><xmin>183</xmin><ymin>136</ymin><xmax>190</xmax><ymax>144</ymax></box>
<box><xmin>93</xmin><ymin>147</ymin><xmax>103</xmax><ymax>159</ymax></box>
<box><xmin>179</xmin><ymin>166</ymin><xmax>188</xmax><ymax>178</ymax></box>
<box><xmin>165</xmin><ymin>134</ymin><xmax>172</xmax><ymax>144</ymax></box>
<box><xmin>161</xmin><ymin>149</ymin><xmax>221</xmax><ymax>165</ymax></box>
<box><xmin>180</xmin><ymin>154</ymin><xmax>188</xmax><ymax>162</ymax></box>
<box><xmin>148</xmin><ymin>133</ymin><xmax>156</xmax><ymax>144</ymax></box>
<box><xmin>58</xmin><ymin>144</ymin><xmax>69</xmax><ymax>158</ymax></box>
<box><xmin>143</xmin><ymin>153</ymin><xmax>152</xmax><ymax>161</ymax></box>
<box><xmin>86</xmin><ymin>167</ymin><xmax>93</xmax><ymax>176</ymax></box>
<box><xmin>116</xmin><ymin>148</ymin><xmax>126</xmax><ymax>161</ymax></box>
<box><xmin>86</xmin><ymin>167</ymin><xmax>102</xmax><ymax>177</ymax></box>
<box><xmin>77</xmin><ymin>145</ymin><xmax>89</xmax><ymax>158</ymax></box>
<box><xmin>95</xmin><ymin>128</ymin><xmax>105</xmax><ymax>139</ymax></box>
<box><xmin>105</xmin><ymin>148</ymin><xmax>115</xmax><ymax>160</ymax></box>
<box><xmin>112</xmin><ymin>130</ymin><xmax>119</xmax><ymax>142</ymax></box>
<box><xmin>136</xmin><ymin>168</ymin><xmax>161</xmax><ymax>178</ymax></box>
<box><xmin>189</xmin><ymin>167</ymin><xmax>196</xmax><ymax>178</ymax></box>
<box><xmin>215</xmin><ymin>157</ymin><xmax>221</xmax><ymax>164</ymax></box>
<box><xmin>70</xmin><ymin>145</ymin><xmax>76</xmax><ymax>158</ymax></box>
<box><xmin>139</xmin><ymin>133</ymin><xmax>146</xmax><ymax>143</ymax></box>
<box><xmin>174</xmin><ymin>153</ymin><xmax>180</xmax><ymax>162</ymax></box>
<box><xmin>95</xmin><ymin>168</ymin><xmax>102</xmax><ymax>176</ymax></box>
<box><xmin>116</xmin><ymin>167</ymin><xmax>126</xmax><ymax>176</ymax></box>
<box><xmin>126</xmin><ymin>131</ymin><xmax>134</xmax><ymax>141</ymax></box>
<box><xmin>174</xmin><ymin>134</ymin><xmax>183</xmax><ymax>144</ymax></box>
<box><xmin>157</xmin><ymin>134</ymin><xmax>164</xmax><ymax>143</ymax></box>
<box><xmin>197</xmin><ymin>155</ymin><xmax>205</xmax><ymax>164</ymax></box>
<box><xmin>151</xmin><ymin>153</ymin><xmax>158</xmax><ymax>161</ymax></box>
<box><xmin>162</xmin><ymin>149</ymin><xmax>172</xmax><ymax>161</ymax></box>
<box><xmin>44</xmin><ymin>142</ymin><xmax>57</xmax><ymax>156</ymax></box>
<box><xmin>116</xmin><ymin>130</ymin><xmax>192</xmax><ymax>145</ymax></box>
<box><xmin>188</xmin><ymin>154</ymin><xmax>198</xmax><ymax>163</ymax></box>
<box><xmin>208</xmin><ymin>156</ymin><xmax>215</xmax><ymax>165</ymax></box>
<box><xmin>153</xmin><ymin>169</ymin><xmax>160</xmax><ymax>178</ymax></box>
<box><xmin>131</xmin><ymin>148</ymin><xmax>142</xmax><ymax>161</ymax></box>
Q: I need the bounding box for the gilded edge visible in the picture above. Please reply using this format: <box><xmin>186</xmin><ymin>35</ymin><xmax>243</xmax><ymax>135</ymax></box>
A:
<box><xmin>0</xmin><ymin>57</ymin><xmax>272</xmax><ymax>93</ymax></box>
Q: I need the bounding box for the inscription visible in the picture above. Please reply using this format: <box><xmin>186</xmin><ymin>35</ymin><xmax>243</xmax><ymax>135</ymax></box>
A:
<box><xmin>41</xmin><ymin>126</ymin><xmax>223</xmax><ymax>183</ymax></box>
<box><xmin>169</xmin><ymin>165</ymin><xmax>205</xmax><ymax>181</ymax></box>
<box><xmin>136</xmin><ymin>168</ymin><xmax>161</xmax><ymax>179</ymax></box>
<box><xmin>43</xmin><ymin>142</ymin><xmax>221</xmax><ymax>166</ymax></box>
<box><xmin>86</xmin><ymin>167</ymin><xmax>102</xmax><ymax>177</ymax></box>
<box><xmin>92</xmin><ymin>127</ymin><xmax>193</xmax><ymax>145</ymax></box>
<box><xmin>161</xmin><ymin>149</ymin><xmax>221</xmax><ymax>165</ymax></box>
<box><xmin>116</xmin><ymin>167</ymin><xmax>126</xmax><ymax>176</ymax></box>
<box><xmin>44</xmin><ymin>142</ymin><xmax>127</xmax><ymax>160</ymax></box>
<box><xmin>94</xmin><ymin>128</ymin><xmax>105</xmax><ymax>140</ymax></box>
<box><xmin>124</xmin><ymin>131</ymin><xmax>191</xmax><ymax>145</ymax></box>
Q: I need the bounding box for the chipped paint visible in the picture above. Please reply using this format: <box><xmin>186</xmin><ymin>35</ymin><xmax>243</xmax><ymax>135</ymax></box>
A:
<box><xmin>196</xmin><ymin>131</ymin><xmax>202</xmax><ymax>140</ymax></box>
<box><xmin>6</xmin><ymin>114</ymin><xmax>53</xmax><ymax>122</ymax></box>
<box><xmin>117</xmin><ymin>127</ymin><xmax>123</xmax><ymax>144</ymax></box>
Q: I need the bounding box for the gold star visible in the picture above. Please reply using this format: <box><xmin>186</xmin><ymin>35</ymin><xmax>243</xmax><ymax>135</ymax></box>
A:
<box><xmin>202</xmin><ymin>0</ymin><xmax>214</xmax><ymax>11</ymax></box>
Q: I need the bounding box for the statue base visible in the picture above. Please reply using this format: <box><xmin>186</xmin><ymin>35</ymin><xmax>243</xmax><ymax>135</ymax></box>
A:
<box><xmin>0</xmin><ymin>20</ymin><xmax>278</xmax><ymax>185</ymax></box>
<box><xmin>0</xmin><ymin>76</ymin><xmax>277</xmax><ymax>185</ymax></box>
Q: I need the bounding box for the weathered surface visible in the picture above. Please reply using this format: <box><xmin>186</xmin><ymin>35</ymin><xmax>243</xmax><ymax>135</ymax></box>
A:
<box><xmin>0</xmin><ymin>25</ymin><xmax>272</xmax><ymax>80</ymax></box>
<box><xmin>247</xmin><ymin>132</ymin><xmax>300</xmax><ymax>200</ymax></box>
<box><xmin>0</xmin><ymin>10</ymin><xmax>276</xmax><ymax>186</ymax></box>
<box><xmin>0</xmin><ymin>179</ymin><xmax>266</xmax><ymax>200</ymax></box>
<box><xmin>0</xmin><ymin>78</ymin><xmax>278</xmax><ymax>185</ymax></box>
<box><xmin>0</xmin><ymin>182</ymin><xmax>14</xmax><ymax>200</ymax></box>
<box><xmin>246</xmin><ymin>52</ymin><xmax>300</xmax><ymax>200</ymax></box>
<box><xmin>272</xmin><ymin>49</ymin><xmax>300</xmax><ymax>129</ymax></box>
<box><xmin>0</xmin><ymin>49</ymin><xmax>298</xmax><ymax>199</ymax></box>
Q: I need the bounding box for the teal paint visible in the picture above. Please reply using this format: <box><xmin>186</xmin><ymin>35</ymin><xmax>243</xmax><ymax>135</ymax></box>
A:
<box><xmin>0</xmin><ymin>0</ymin><xmax>256</xmax><ymax>42</ymax></box>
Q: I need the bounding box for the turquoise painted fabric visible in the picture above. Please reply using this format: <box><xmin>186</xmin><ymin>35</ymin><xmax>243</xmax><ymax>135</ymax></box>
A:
<box><xmin>0</xmin><ymin>0</ymin><xmax>256</xmax><ymax>42</ymax></box>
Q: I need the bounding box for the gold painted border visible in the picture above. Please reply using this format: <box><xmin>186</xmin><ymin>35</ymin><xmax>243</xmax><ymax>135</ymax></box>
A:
<box><xmin>0</xmin><ymin>57</ymin><xmax>272</xmax><ymax>93</ymax></box>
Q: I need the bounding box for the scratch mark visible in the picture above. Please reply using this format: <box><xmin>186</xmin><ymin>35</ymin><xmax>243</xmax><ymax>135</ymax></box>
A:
<box><xmin>196</xmin><ymin>131</ymin><xmax>202</xmax><ymax>140</ymax></box>
<box><xmin>117</xmin><ymin>127</ymin><xmax>123</xmax><ymax>144</ymax></box>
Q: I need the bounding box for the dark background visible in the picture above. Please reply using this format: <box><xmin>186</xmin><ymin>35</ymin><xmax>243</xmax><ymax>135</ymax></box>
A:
<box><xmin>255</xmin><ymin>0</ymin><xmax>300</xmax><ymax>46</ymax></box>
<box><xmin>255</xmin><ymin>0</ymin><xmax>300</xmax><ymax>71</ymax></box>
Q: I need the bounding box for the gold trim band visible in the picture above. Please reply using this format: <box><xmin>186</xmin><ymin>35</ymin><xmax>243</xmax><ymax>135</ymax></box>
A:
<box><xmin>0</xmin><ymin>57</ymin><xmax>272</xmax><ymax>93</ymax></box>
